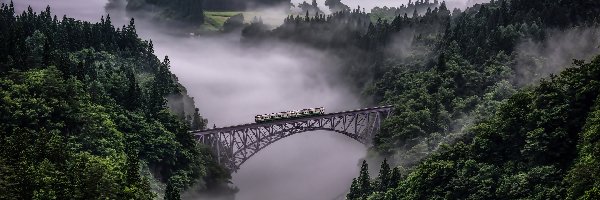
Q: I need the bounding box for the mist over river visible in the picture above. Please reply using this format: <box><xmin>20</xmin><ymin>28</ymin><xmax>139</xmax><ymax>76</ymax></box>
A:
<box><xmin>5</xmin><ymin>0</ymin><xmax>372</xmax><ymax>199</ymax></box>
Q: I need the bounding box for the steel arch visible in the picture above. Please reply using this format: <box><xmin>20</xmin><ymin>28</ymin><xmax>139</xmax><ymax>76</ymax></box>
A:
<box><xmin>190</xmin><ymin>106</ymin><xmax>393</xmax><ymax>172</ymax></box>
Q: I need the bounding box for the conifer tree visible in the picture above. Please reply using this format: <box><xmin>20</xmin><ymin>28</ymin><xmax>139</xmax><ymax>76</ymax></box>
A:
<box><xmin>125</xmin><ymin>68</ymin><xmax>141</xmax><ymax>110</ymax></box>
<box><xmin>191</xmin><ymin>108</ymin><xmax>206</xmax><ymax>130</ymax></box>
<box><xmin>346</xmin><ymin>178</ymin><xmax>361</xmax><ymax>199</ymax></box>
<box><xmin>388</xmin><ymin>167</ymin><xmax>401</xmax><ymax>189</ymax></box>
<box><xmin>413</xmin><ymin>8</ymin><xmax>418</xmax><ymax>18</ymax></box>
<box><xmin>358</xmin><ymin>160</ymin><xmax>372</xmax><ymax>198</ymax></box>
<box><xmin>164</xmin><ymin>181</ymin><xmax>180</xmax><ymax>200</ymax></box>
<box><xmin>376</xmin><ymin>159</ymin><xmax>391</xmax><ymax>192</ymax></box>
<box><xmin>125</xmin><ymin>152</ymin><xmax>141</xmax><ymax>187</ymax></box>
<box><xmin>305</xmin><ymin>10</ymin><xmax>310</xmax><ymax>22</ymax></box>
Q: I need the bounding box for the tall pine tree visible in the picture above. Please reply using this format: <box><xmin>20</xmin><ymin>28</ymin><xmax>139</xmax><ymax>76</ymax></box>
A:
<box><xmin>388</xmin><ymin>167</ymin><xmax>401</xmax><ymax>189</ymax></box>
<box><xmin>376</xmin><ymin>159</ymin><xmax>391</xmax><ymax>192</ymax></box>
<box><xmin>346</xmin><ymin>178</ymin><xmax>361</xmax><ymax>200</ymax></box>
<box><xmin>358</xmin><ymin>160</ymin><xmax>372</xmax><ymax>198</ymax></box>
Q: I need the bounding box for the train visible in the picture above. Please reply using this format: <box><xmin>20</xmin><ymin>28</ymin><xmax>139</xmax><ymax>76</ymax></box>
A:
<box><xmin>255</xmin><ymin>107</ymin><xmax>325</xmax><ymax>123</ymax></box>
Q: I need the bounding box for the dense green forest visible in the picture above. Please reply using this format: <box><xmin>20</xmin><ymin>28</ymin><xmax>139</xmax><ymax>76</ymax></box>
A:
<box><xmin>122</xmin><ymin>0</ymin><xmax>291</xmax><ymax>18</ymax></box>
<box><xmin>0</xmin><ymin>2</ymin><xmax>232</xmax><ymax>200</ymax></box>
<box><xmin>370</xmin><ymin>0</ymin><xmax>442</xmax><ymax>22</ymax></box>
<box><xmin>204</xmin><ymin>0</ymin><xmax>291</xmax><ymax>11</ymax></box>
<box><xmin>349</xmin><ymin>55</ymin><xmax>600</xmax><ymax>199</ymax></box>
<box><xmin>242</xmin><ymin>0</ymin><xmax>600</xmax><ymax>199</ymax></box>
<box><xmin>120</xmin><ymin>0</ymin><xmax>205</xmax><ymax>24</ymax></box>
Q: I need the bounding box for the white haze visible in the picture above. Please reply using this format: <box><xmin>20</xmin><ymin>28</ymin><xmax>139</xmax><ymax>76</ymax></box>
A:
<box><xmin>5</xmin><ymin>0</ymin><xmax>372</xmax><ymax>200</ymax></box>
<box><xmin>515</xmin><ymin>28</ymin><xmax>600</xmax><ymax>86</ymax></box>
<box><xmin>147</xmin><ymin>29</ymin><xmax>366</xmax><ymax>200</ymax></box>
<box><xmin>6</xmin><ymin>0</ymin><xmax>108</xmax><ymax>22</ymax></box>
<box><xmin>291</xmin><ymin>0</ymin><xmax>490</xmax><ymax>13</ymax></box>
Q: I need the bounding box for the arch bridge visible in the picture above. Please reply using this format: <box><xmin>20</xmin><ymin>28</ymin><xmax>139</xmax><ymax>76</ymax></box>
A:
<box><xmin>190</xmin><ymin>106</ymin><xmax>393</xmax><ymax>172</ymax></box>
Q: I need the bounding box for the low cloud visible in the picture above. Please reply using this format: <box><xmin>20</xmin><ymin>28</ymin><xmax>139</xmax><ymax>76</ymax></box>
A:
<box><xmin>514</xmin><ymin>27</ymin><xmax>600</xmax><ymax>86</ymax></box>
<box><xmin>104</xmin><ymin>3</ymin><xmax>368</xmax><ymax>200</ymax></box>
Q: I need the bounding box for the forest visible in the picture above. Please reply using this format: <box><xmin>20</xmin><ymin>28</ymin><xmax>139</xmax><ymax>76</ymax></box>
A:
<box><xmin>122</xmin><ymin>0</ymin><xmax>292</xmax><ymax>21</ymax></box>
<box><xmin>203</xmin><ymin>0</ymin><xmax>291</xmax><ymax>11</ymax></box>
<box><xmin>0</xmin><ymin>2</ymin><xmax>232</xmax><ymax>200</ymax></box>
<box><xmin>3</xmin><ymin>0</ymin><xmax>600</xmax><ymax>199</ymax></box>
<box><xmin>240</xmin><ymin>0</ymin><xmax>600</xmax><ymax>199</ymax></box>
<box><xmin>121</xmin><ymin>0</ymin><xmax>205</xmax><ymax>24</ymax></box>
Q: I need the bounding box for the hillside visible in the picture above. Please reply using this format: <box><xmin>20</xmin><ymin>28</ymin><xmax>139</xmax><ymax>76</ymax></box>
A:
<box><xmin>349</xmin><ymin>55</ymin><xmax>600</xmax><ymax>199</ymax></box>
<box><xmin>240</xmin><ymin>0</ymin><xmax>600</xmax><ymax>199</ymax></box>
<box><xmin>0</xmin><ymin>3</ymin><xmax>231</xmax><ymax>199</ymax></box>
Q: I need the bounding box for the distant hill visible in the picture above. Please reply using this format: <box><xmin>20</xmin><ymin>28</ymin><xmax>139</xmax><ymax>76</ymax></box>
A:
<box><xmin>204</xmin><ymin>0</ymin><xmax>291</xmax><ymax>11</ymax></box>
<box><xmin>123</xmin><ymin>0</ymin><xmax>205</xmax><ymax>24</ymax></box>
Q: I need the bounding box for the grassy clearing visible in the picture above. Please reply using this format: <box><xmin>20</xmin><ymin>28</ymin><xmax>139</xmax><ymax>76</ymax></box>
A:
<box><xmin>202</xmin><ymin>11</ymin><xmax>243</xmax><ymax>31</ymax></box>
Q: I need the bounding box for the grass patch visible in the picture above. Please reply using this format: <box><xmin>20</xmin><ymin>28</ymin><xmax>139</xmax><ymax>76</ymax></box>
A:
<box><xmin>204</xmin><ymin>11</ymin><xmax>243</xmax><ymax>29</ymax></box>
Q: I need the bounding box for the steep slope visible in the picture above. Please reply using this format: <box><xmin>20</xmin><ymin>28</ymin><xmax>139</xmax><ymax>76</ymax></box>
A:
<box><xmin>0</xmin><ymin>3</ymin><xmax>230</xmax><ymax>200</ymax></box>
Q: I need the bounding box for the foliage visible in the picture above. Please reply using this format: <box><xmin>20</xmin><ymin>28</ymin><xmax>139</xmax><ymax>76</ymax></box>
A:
<box><xmin>347</xmin><ymin>160</ymin><xmax>401</xmax><ymax>200</ymax></box>
<box><xmin>125</xmin><ymin>0</ymin><xmax>205</xmax><ymax>24</ymax></box>
<box><xmin>222</xmin><ymin>13</ymin><xmax>245</xmax><ymax>32</ymax></box>
<box><xmin>383</xmin><ymin>55</ymin><xmax>600</xmax><ymax>199</ymax></box>
<box><xmin>357</xmin><ymin>0</ymin><xmax>600</xmax><ymax>161</ymax></box>
<box><xmin>370</xmin><ymin>0</ymin><xmax>441</xmax><ymax>22</ymax></box>
<box><xmin>0</xmin><ymin>3</ymin><xmax>231</xmax><ymax>199</ymax></box>
<box><xmin>251</xmin><ymin>0</ymin><xmax>600</xmax><ymax>199</ymax></box>
<box><xmin>348</xmin><ymin>55</ymin><xmax>600</xmax><ymax>199</ymax></box>
<box><xmin>204</xmin><ymin>0</ymin><xmax>291</xmax><ymax>11</ymax></box>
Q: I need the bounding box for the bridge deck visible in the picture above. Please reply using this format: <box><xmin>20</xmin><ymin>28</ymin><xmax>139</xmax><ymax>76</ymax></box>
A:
<box><xmin>190</xmin><ymin>105</ymin><xmax>394</xmax><ymax>135</ymax></box>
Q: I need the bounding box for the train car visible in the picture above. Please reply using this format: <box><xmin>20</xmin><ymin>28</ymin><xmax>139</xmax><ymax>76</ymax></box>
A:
<box><xmin>255</xmin><ymin>107</ymin><xmax>325</xmax><ymax>123</ymax></box>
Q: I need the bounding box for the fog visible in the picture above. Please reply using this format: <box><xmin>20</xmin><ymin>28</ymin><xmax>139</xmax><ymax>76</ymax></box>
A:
<box><xmin>152</xmin><ymin>29</ymin><xmax>365</xmax><ymax>200</ymax></box>
<box><xmin>515</xmin><ymin>27</ymin><xmax>600</xmax><ymax>86</ymax></box>
<box><xmin>149</xmin><ymin>32</ymin><xmax>368</xmax><ymax>200</ymax></box>
<box><xmin>4</xmin><ymin>0</ymin><xmax>374</xmax><ymax>200</ymax></box>
<box><xmin>291</xmin><ymin>0</ymin><xmax>490</xmax><ymax>12</ymax></box>
<box><xmin>6</xmin><ymin>0</ymin><xmax>108</xmax><ymax>21</ymax></box>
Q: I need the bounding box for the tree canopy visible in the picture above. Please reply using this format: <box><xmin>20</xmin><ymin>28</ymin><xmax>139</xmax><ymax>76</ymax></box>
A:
<box><xmin>0</xmin><ymin>3</ymin><xmax>232</xmax><ymax>199</ymax></box>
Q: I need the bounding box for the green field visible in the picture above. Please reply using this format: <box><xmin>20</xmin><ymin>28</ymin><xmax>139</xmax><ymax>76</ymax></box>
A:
<box><xmin>200</xmin><ymin>11</ymin><xmax>266</xmax><ymax>32</ymax></box>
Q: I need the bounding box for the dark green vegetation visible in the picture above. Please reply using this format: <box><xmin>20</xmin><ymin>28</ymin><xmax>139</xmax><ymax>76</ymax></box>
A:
<box><xmin>0</xmin><ymin>3</ymin><xmax>231</xmax><ymax>200</ymax></box>
<box><xmin>347</xmin><ymin>160</ymin><xmax>401</xmax><ymax>199</ymax></box>
<box><xmin>370</xmin><ymin>0</ymin><xmax>442</xmax><ymax>22</ymax></box>
<box><xmin>121</xmin><ymin>0</ymin><xmax>205</xmax><ymax>24</ymax></box>
<box><xmin>118</xmin><ymin>0</ymin><xmax>290</xmax><ymax>32</ymax></box>
<box><xmin>242</xmin><ymin>0</ymin><xmax>600</xmax><ymax>199</ymax></box>
<box><xmin>204</xmin><ymin>0</ymin><xmax>291</xmax><ymax>11</ymax></box>
<box><xmin>349</xmin><ymin>57</ymin><xmax>600</xmax><ymax>199</ymax></box>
